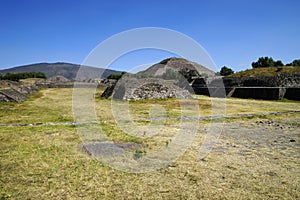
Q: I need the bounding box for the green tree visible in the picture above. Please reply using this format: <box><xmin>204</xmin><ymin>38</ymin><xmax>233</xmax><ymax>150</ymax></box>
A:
<box><xmin>274</xmin><ymin>60</ymin><xmax>284</xmax><ymax>67</ymax></box>
<box><xmin>292</xmin><ymin>59</ymin><xmax>300</xmax><ymax>66</ymax></box>
<box><xmin>3</xmin><ymin>73</ymin><xmax>17</xmax><ymax>81</ymax></box>
<box><xmin>2</xmin><ymin>72</ymin><xmax>46</xmax><ymax>81</ymax></box>
<box><xmin>220</xmin><ymin>66</ymin><xmax>234</xmax><ymax>76</ymax></box>
<box><xmin>286</xmin><ymin>59</ymin><xmax>300</xmax><ymax>66</ymax></box>
<box><xmin>107</xmin><ymin>72</ymin><xmax>126</xmax><ymax>80</ymax></box>
<box><xmin>252</xmin><ymin>57</ymin><xmax>275</xmax><ymax>68</ymax></box>
<box><xmin>252</xmin><ymin>57</ymin><xmax>284</xmax><ymax>68</ymax></box>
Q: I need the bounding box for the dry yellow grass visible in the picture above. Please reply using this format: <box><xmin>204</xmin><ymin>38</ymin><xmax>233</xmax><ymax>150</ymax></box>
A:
<box><xmin>230</xmin><ymin>66</ymin><xmax>300</xmax><ymax>77</ymax></box>
<box><xmin>1</xmin><ymin>88</ymin><xmax>299</xmax><ymax>124</ymax></box>
<box><xmin>0</xmin><ymin>88</ymin><xmax>300</xmax><ymax>199</ymax></box>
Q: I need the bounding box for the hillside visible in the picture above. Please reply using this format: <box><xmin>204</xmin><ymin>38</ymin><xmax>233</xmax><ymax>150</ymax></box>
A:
<box><xmin>230</xmin><ymin>66</ymin><xmax>300</xmax><ymax>77</ymax></box>
<box><xmin>0</xmin><ymin>62</ymin><xmax>123</xmax><ymax>80</ymax></box>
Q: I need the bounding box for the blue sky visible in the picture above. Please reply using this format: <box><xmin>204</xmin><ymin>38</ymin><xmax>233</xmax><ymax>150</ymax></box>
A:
<box><xmin>0</xmin><ymin>0</ymin><xmax>299</xmax><ymax>72</ymax></box>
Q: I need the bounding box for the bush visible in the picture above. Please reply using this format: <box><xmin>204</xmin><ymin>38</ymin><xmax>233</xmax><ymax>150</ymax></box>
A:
<box><xmin>0</xmin><ymin>72</ymin><xmax>46</xmax><ymax>81</ymax></box>
<box><xmin>220</xmin><ymin>66</ymin><xmax>234</xmax><ymax>76</ymax></box>
<box><xmin>107</xmin><ymin>72</ymin><xmax>126</xmax><ymax>80</ymax></box>
<box><xmin>252</xmin><ymin>57</ymin><xmax>284</xmax><ymax>68</ymax></box>
<box><xmin>274</xmin><ymin>60</ymin><xmax>284</xmax><ymax>67</ymax></box>
<box><xmin>286</xmin><ymin>59</ymin><xmax>300</xmax><ymax>66</ymax></box>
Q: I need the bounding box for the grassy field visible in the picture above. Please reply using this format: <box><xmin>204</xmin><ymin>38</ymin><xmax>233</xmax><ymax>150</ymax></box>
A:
<box><xmin>0</xmin><ymin>88</ymin><xmax>300</xmax><ymax>199</ymax></box>
<box><xmin>1</xmin><ymin>88</ymin><xmax>299</xmax><ymax>124</ymax></box>
<box><xmin>230</xmin><ymin>66</ymin><xmax>300</xmax><ymax>77</ymax></box>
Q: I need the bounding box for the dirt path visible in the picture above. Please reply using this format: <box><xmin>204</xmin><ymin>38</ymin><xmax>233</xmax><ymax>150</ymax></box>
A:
<box><xmin>0</xmin><ymin>110</ymin><xmax>299</xmax><ymax>127</ymax></box>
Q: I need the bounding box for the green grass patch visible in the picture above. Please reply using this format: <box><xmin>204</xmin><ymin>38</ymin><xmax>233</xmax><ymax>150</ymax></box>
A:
<box><xmin>230</xmin><ymin>66</ymin><xmax>300</xmax><ymax>77</ymax></box>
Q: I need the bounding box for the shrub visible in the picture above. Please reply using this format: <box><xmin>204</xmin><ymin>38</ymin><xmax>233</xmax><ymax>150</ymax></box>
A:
<box><xmin>1</xmin><ymin>72</ymin><xmax>46</xmax><ymax>81</ymax></box>
<box><xmin>220</xmin><ymin>66</ymin><xmax>234</xmax><ymax>76</ymax></box>
<box><xmin>286</xmin><ymin>59</ymin><xmax>300</xmax><ymax>66</ymax></box>
<box><xmin>252</xmin><ymin>57</ymin><xmax>284</xmax><ymax>68</ymax></box>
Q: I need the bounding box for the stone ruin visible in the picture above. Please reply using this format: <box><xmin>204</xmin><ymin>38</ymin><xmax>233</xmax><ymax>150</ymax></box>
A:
<box><xmin>0</xmin><ymin>89</ymin><xmax>28</xmax><ymax>102</ymax></box>
<box><xmin>1</xmin><ymin>57</ymin><xmax>299</xmax><ymax>102</ymax></box>
<box><xmin>0</xmin><ymin>74</ymin><xmax>123</xmax><ymax>102</ymax></box>
<box><xmin>100</xmin><ymin>57</ymin><xmax>300</xmax><ymax>101</ymax></box>
<box><xmin>101</xmin><ymin>69</ymin><xmax>300</xmax><ymax>101</ymax></box>
<box><xmin>101</xmin><ymin>77</ymin><xmax>192</xmax><ymax>100</ymax></box>
<box><xmin>193</xmin><ymin>72</ymin><xmax>300</xmax><ymax>100</ymax></box>
<box><xmin>101</xmin><ymin>57</ymin><xmax>214</xmax><ymax>100</ymax></box>
<box><xmin>0</xmin><ymin>75</ymin><xmax>74</xmax><ymax>102</ymax></box>
<box><xmin>0</xmin><ymin>79</ymin><xmax>41</xmax><ymax>102</ymax></box>
<box><xmin>221</xmin><ymin>72</ymin><xmax>300</xmax><ymax>88</ymax></box>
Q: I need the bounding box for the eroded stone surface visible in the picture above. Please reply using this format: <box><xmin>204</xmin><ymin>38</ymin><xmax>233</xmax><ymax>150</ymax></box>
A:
<box><xmin>81</xmin><ymin>142</ymin><xmax>143</xmax><ymax>157</ymax></box>
<box><xmin>101</xmin><ymin>77</ymin><xmax>192</xmax><ymax>100</ymax></box>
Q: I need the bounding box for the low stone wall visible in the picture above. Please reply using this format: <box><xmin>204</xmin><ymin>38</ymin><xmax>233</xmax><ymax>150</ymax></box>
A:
<box><xmin>192</xmin><ymin>87</ymin><xmax>228</xmax><ymax>98</ymax></box>
<box><xmin>284</xmin><ymin>88</ymin><xmax>300</xmax><ymax>101</ymax></box>
<box><xmin>0</xmin><ymin>89</ymin><xmax>28</xmax><ymax>102</ymax></box>
<box><xmin>230</xmin><ymin>87</ymin><xmax>286</xmax><ymax>100</ymax></box>
<box><xmin>194</xmin><ymin>87</ymin><xmax>299</xmax><ymax>101</ymax></box>
<box><xmin>45</xmin><ymin>82</ymin><xmax>74</xmax><ymax>88</ymax></box>
<box><xmin>192</xmin><ymin>73</ymin><xmax>300</xmax><ymax>100</ymax></box>
<box><xmin>38</xmin><ymin>81</ymin><xmax>112</xmax><ymax>89</ymax></box>
<box><xmin>221</xmin><ymin>72</ymin><xmax>300</xmax><ymax>88</ymax></box>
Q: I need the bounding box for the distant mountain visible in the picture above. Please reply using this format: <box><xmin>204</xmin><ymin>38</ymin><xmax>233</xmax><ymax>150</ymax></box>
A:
<box><xmin>137</xmin><ymin>57</ymin><xmax>216</xmax><ymax>77</ymax></box>
<box><xmin>0</xmin><ymin>62</ymin><xmax>123</xmax><ymax>80</ymax></box>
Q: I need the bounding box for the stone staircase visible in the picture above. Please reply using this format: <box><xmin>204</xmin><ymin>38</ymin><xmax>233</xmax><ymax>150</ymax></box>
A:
<box><xmin>0</xmin><ymin>89</ymin><xmax>28</xmax><ymax>102</ymax></box>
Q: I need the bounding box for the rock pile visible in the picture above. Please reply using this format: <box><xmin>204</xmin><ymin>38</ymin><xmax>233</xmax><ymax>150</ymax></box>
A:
<box><xmin>0</xmin><ymin>79</ymin><xmax>44</xmax><ymax>102</ymax></box>
<box><xmin>132</xmin><ymin>83</ymin><xmax>175</xmax><ymax>100</ymax></box>
<box><xmin>0</xmin><ymin>75</ymin><xmax>75</xmax><ymax>102</ymax></box>
<box><xmin>101</xmin><ymin>77</ymin><xmax>192</xmax><ymax>100</ymax></box>
<box><xmin>0</xmin><ymin>89</ymin><xmax>28</xmax><ymax>102</ymax></box>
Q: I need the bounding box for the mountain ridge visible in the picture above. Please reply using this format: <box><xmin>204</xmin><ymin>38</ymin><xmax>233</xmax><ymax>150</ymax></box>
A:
<box><xmin>0</xmin><ymin>62</ymin><xmax>123</xmax><ymax>80</ymax></box>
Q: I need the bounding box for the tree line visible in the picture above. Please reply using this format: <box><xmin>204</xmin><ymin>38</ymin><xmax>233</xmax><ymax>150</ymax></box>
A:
<box><xmin>0</xmin><ymin>72</ymin><xmax>47</xmax><ymax>81</ymax></box>
<box><xmin>106</xmin><ymin>72</ymin><xmax>127</xmax><ymax>80</ymax></box>
<box><xmin>220</xmin><ymin>57</ymin><xmax>300</xmax><ymax>76</ymax></box>
<box><xmin>251</xmin><ymin>57</ymin><xmax>299</xmax><ymax>68</ymax></box>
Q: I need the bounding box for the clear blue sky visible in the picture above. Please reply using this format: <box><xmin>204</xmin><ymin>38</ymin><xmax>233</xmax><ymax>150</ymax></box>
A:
<box><xmin>1</xmin><ymin>0</ymin><xmax>299</xmax><ymax>72</ymax></box>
